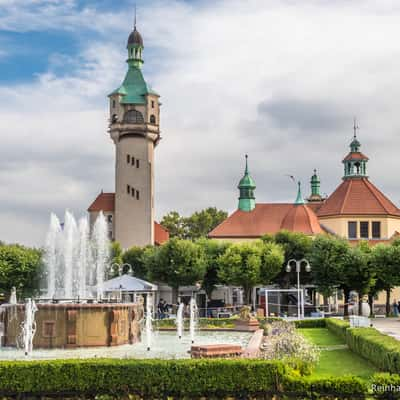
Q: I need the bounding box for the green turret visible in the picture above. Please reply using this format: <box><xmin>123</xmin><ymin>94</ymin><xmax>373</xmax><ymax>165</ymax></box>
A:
<box><xmin>238</xmin><ymin>155</ymin><xmax>256</xmax><ymax>212</ymax></box>
<box><xmin>311</xmin><ymin>169</ymin><xmax>320</xmax><ymax>197</ymax></box>
<box><xmin>295</xmin><ymin>181</ymin><xmax>305</xmax><ymax>205</ymax></box>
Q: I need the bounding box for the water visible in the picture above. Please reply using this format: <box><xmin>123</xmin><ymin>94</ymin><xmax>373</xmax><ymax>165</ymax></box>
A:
<box><xmin>43</xmin><ymin>211</ymin><xmax>110</xmax><ymax>300</ymax></box>
<box><xmin>176</xmin><ymin>303</ymin><xmax>184</xmax><ymax>339</ymax></box>
<box><xmin>145</xmin><ymin>295</ymin><xmax>153</xmax><ymax>351</ymax></box>
<box><xmin>21</xmin><ymin>299</ymin><xmax>38</xmax><ymax>356</ymax></box>
<box><xmin>9</xmin><ymin>287</ymin><xmax>17</xmax><ymax>305</ymax></box>
<box><xmin>0</xmin><ymin>331</ymin><xmax>252</xmax><ymax>360</ymax></box>
<box><xmin>189</xmin><ymin>298</ymin><xmax>198</xmax><ymax>344</ymax></box>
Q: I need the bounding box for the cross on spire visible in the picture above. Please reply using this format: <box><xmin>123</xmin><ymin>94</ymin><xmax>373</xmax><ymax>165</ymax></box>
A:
<box><xmin>353</xmin><ymin>116</ymin><xmax>359</xmax><ymax>139</ymax></box>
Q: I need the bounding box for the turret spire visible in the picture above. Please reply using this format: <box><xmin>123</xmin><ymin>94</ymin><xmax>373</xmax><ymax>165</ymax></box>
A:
<box><xmin>238</xmin><ymin>154</ymin><xmax>256</xmax><ymax>212</ymax></box>
<box><xmin>127</xmin><ymin>7</ymin><xmax>144</xmax><ymax>69</ymax></box>
<box><xmin>295</xmin><ymin>181</ymin><xmax>305</xmax><ymax>205</ymax></box>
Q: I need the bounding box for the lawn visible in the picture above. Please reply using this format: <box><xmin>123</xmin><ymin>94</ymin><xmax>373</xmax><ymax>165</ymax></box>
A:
<box><xmin>298</xmin><ymin>328</ymin><xmax>379</xmax><ymax>379</ymax></box>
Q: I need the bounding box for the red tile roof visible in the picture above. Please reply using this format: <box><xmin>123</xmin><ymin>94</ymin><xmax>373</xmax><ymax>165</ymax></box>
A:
<box><xmin>87</xmin><ymin>192</ymin><xmax>169</xmax><ymax>245</ymax></box>
<box><xmin>342</xmin><ymin>152</ymin><xmax>369</xmax><ymax>161</ymax></box>
<box><xmin>154</xmin><ymin>222</ymin><xmax>169</xmax><ymax>245</ymax></box>
<box><xmin>317</xmin><ymin>178</ymin><xmax>400</xmax><ymax>217</ymax></box>
<box><xmin>209</xmin><ymin>203</ymin><xmax>323</xmax><ymax>238</ymax></box>
<box><xmin>88</xmin><ymin>192</ymin><xmax>115</xmax><ymax>212</ymax></box>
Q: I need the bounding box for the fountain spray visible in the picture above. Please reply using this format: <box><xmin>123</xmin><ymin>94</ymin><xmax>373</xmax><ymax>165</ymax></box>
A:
<box><xmin>189</xmin><ymin>297</ymin><xmax>198</xmax><ymax>344</ymax></box>
<box><xmin>176</xmin><ymin>302</ymin><xmax>184</xmax><ymax>339</ymax></box>
<box><xmin>22</xmin><ymin>298</ymin><xmax>38</xmax><ymax>356</ymax></box>
<box><xmin>145</xmin><ymin>294</ymin><xmax>153</xmax><ymax>351</ymax></box>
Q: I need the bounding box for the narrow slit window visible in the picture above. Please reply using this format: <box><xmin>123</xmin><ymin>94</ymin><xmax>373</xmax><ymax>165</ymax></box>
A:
<box><xmin>127</xmin><ymin>185</ymin><xmax>130</xmax><ymax>194</ymax></box>
<box><xmin>136</xmin><ymin>159</ymin><xmax>139</xmax><ymax>168</ymax></box>
<box><xmin>136</xmin><ymin>190</ymin><xmax>140</xmax><ymax>200</ymax></box>
<box><xmin>127</xmin><ymin>154</ymin><xmax>130</xmax><ymax>164</ymax></box>
<box><xmin>131</xmin><ymin>156</ymin><xmax>135</xmax><ymax>166</ymax></box>
<box><xmin>131</xmin><ymin>187</ymin><xmax>135</xmax><ymax>197</ymax></box>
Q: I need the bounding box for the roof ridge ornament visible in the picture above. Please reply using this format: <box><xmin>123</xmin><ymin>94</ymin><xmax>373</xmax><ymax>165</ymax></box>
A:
<box><xmin>353</xmin><ymin>116</ymin><xmax>359</xmax><ymax>139</ymax></box>
<box><xmin>295</xmin><ymin>181</ymin><xmax>305</xmax><ymax>205</ymax></box>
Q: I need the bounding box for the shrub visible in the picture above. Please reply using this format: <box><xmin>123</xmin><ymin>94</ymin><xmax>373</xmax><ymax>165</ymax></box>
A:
<box><xmin>293</xmin><ymin>318</ymin><xmax>326</xmax><ymax>329</ymax></box>
<box><xmin>325</xmin><ymin>318</ymin><xmax>350</xmax><ymax>341</ymax></box>
<box><xmin>0</xmin><ymin>358</ymin><xmax>372</xmax><ymax>398</ymax></box>
<box><xmin>154</xmin><ymin>318</ymin><xmax>235</xmax><ymax>329</ymax></box>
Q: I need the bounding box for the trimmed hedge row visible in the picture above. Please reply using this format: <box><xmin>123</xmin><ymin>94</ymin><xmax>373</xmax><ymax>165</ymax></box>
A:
<box><xmin>0</xmin><ymin>358</ymin><xmax>373</xmax><ymax>398</ymax></box>
<box><xmin>293</xmin><ymin>318</ymin><xmax>326</xmax><ymax>328</ymax></box>
<box><xmin>155</xmin><ymin>317</ymin><xmax>236</xmax><ymax>329</ymax></box>
<box><xmin>326</xmin><ymin>318</ymin><xmax>400</xmax><ymax>374</ymax></box>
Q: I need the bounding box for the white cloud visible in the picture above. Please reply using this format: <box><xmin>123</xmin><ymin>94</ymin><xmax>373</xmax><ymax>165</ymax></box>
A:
<box><xmin>2</xmin><ymin>0</ymin><xmax>400</xmax><ymax>246</ymax></box>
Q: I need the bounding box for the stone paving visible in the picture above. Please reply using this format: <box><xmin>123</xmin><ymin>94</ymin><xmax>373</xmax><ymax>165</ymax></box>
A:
<box><xmin>371</xmin><ymin>318</ymin><xmax>400</xmax><ymax>340</ymax></box>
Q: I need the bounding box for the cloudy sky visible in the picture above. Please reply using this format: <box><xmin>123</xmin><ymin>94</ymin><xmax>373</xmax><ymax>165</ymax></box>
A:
<box><xmin>1</xmin><ymin>0</ymin><xmax>400</xmax><ymax>247</ymax></box>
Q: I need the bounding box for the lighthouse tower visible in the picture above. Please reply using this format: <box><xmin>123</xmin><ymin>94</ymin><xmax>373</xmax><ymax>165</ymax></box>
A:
<box><xmin>107</xmin><ymin>22</ymin><xmax>160</xmax><ymax>248</ymax></box>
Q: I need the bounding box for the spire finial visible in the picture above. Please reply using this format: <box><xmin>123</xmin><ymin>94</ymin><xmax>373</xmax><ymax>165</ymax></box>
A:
<box><xmin>313</xmin><ymin>168</ymin><xmax>317</xmax><ymax>175</ymax></box>
<box><xmin>353</xmin><ymin>116</ymin><xmax>359</xmax><ymax>139</ymax></box>
<box><xmin>134</xmin><ymin>3</ymin><xmax>137</xmax><ymax>29</ymax></box>
<box><xmin>295</xmin><ymin>181</ymin><xmax>305</xmax><ymax>205</ymax></box>
<box><xmin>245</xmin><ymin>154</ymin><xmax>249</xmax><ymax>174</ymax></box>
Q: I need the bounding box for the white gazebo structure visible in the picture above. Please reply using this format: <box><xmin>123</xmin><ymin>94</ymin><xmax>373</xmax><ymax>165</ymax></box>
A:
<box><xmin>102</xmin><ymin>274</ymin><xmax>158</xmax><ymax>303</ymax></box>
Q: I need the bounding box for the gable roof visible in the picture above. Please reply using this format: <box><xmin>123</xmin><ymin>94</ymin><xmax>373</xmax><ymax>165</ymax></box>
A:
<box><xmin>209</xmin><ymin>203</ymin><xmax>323</xmax><ymax>238</ymax></box>
<box><xmin>317</xmin><ymin>178</ymin><xmax>400</xmax><ymax>217</ymax></box>
<box><xmin>87</xmin><ymin>192</ymin><xmax>169</xmax><ymax>245</ymax></box>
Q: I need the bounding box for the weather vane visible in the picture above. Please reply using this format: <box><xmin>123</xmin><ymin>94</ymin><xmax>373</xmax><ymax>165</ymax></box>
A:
<box><xmin>353</xmin><ymin>116</ymin><xmax>359</xmax><ymax>138</ymax></box>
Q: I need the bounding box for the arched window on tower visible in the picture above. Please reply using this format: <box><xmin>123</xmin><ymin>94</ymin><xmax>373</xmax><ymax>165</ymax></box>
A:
<box><xmin>150</xmin><ymin>114</ymin><xmax>156</xmax><ymax>124</ymax></box>
<box><xmin>123</xmin><ymin>110</ymin><xmax>144</xmax><ymax>124</ymax></box>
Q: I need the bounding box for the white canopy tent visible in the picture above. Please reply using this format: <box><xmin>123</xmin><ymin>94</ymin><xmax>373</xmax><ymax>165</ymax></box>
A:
<box><xmin>102</xmin><ymin>274</ymin><xmax>158</xmax><ymax>303</ymax></box>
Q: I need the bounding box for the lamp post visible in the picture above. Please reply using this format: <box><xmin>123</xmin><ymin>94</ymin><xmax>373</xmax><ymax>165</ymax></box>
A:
<box><xmin>286</xmin><ymin>259</ymin><xmax>311</xmax><ymax>319</ymax></box>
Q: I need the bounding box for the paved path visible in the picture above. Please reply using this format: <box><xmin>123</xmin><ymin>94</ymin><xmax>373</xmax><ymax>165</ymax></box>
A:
<box><xmin>371</xmin><ymin>318</ymin><xmax>400</xmax><ymax>340</ymax></box>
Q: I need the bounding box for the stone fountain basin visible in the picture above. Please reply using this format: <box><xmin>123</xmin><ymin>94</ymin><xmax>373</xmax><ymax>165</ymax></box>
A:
<box><xmin>0</xmin><ymin>302</ymin><xmax>143</xmax><ymax>349</ymax></box>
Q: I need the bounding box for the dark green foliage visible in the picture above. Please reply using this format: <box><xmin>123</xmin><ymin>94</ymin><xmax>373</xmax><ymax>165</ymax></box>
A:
<box><xmin>293</xmin><ymin>318</ymin><xmax>326</xmax><ymax>329</ymax></box>
<box><xmin>326</xmin><ymin>318</ymin><xmax>400</xmax><ymax>374</ymax></box>
<box><xmin>154</xmin><ymin>317</ymin><xmax>236</xmax><ymax>329</ymax></box>
<box><xmin>0</xmin><ymin>244</ymin><xmax>43</xmax><ymax>299</ymax></box>
<box><xmin>160</xmin><ymin>208</ymin><xmax>228</xmax><ymax>240</ymax></box>
<box><xmin>0</xmin><ymin>358</ymin><xmax>375</xmax><ymax>398</ymax></box>
<box><xmin>122</xmin><ymin>245</ymin><xmax>149</xmax><ymax>279</ymax></box>
<box><xmin>325</xmin><ymin>318</ymin><xmax>350</xmax><ymax>341</ymax></box>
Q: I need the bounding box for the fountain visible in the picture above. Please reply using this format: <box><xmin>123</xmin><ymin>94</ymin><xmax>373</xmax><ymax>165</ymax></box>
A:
<box><xmin>189</xmin><ymin>297</ymin><xmax>198</xmax><ymax>344</ymax></box>
<box><xmin>9</xmin><ymin>287</ymin><xmax>17</xmax><ymax>305</ymax></box>
<box><xmin>145</xmin><ymin>294</ymin><xmax>153</xmax><ymax>351</ymax></box>
<box><xmin>21</xmin><ymin>298</ymin><xmax>37</xmax><ymax>356</ymax></box>
<box><xmin>176</xmin><ymin>302</ymin><xmax>184</xmax><ymax>339</ymax></box>
<box><xmin>0</xmin><ymin>211</ymin><xmax>143</xmax><ymax>350</ymax></box>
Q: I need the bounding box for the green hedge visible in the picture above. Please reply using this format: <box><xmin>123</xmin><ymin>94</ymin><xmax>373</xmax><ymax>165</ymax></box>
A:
<box><xmin>325</xmin><ymin>318</ymin><xmax>350</xmax><ymax>340</ymax></box>
<box><xmin>325</xmin><ymin>318</ymin><xmax>400</xmax><ymax>374</ymax></box>
<box><xmin>293</xmin><ymin>318</ymin><xmax>326</xmax><ymax>328</ymax></box>
<box><xmin>0</xmin><ymin>358</ymin><xmax>373</xmax><ymax>398</ymax></box>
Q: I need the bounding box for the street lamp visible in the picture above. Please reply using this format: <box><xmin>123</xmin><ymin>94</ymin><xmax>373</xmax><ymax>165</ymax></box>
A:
<box><xmin>286</xmin><ymin>258</ymin><xmax>311</xmax><ymax>319</ymax></box>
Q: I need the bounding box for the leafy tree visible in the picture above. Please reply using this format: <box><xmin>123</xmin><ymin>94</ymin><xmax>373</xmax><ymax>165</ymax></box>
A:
<box><xmin>264</xmin><ymin>231</ymin><xmax>313</xmax><ymax>287</ymax></box>
<box><xmin>122</xmin><ymin>246</ymin><xmax>149</xmax><ymax>280</ymax></box>
<box><xmin>256</xmin><ymin>241</ymin><xmax>285</xmax><ymax>284</ymax></box>
<box><xmin>370</xmin><ymin>243</ymin><xmax>400</xmax><ymax>316</ymax></box>
<box><xmin>0</xmin><ymin>244</ymin><xmax>43</xmax><ymax>299</ymax></box>
<box><xmin>160</xmin><ymin>211</ymin><xmax>186</xmax><ymax>239</ymax></box>
<box><xmin>160</xmin><ymin>208</ymin><xmax>228</xmax><ymax>240</ymax></box>
<box><xmin>109</xmin><ymin>242</ymin><xmax>123</xmax><ymax>277</ymax></box>
<box><xmin>310</xmin><ymin>235</ymin><xmax>351</xmax><ymax>314</ymax></box>
<box><xmin>147</xmin><ymin>238</ymin><xmax>206</xmax><ymax>303</ymax></box>
<box><xmin>218</xmin><ymin>242</ymin><xmax>262</xmax><ymax>304</ymax></box>
<box><xmin>197</xmin><ymin>239</ymin><xmax>230</xmax><ymax>299</ymax></box>
<box><xmin>344</xmin><ymin>243</ymin><xmax>375</xmax><ymax>316</ymax></box>
<box><xmin>184</xmin><ymin>208</ymin><xmax>228</xmax><ymax>240</ymax></box>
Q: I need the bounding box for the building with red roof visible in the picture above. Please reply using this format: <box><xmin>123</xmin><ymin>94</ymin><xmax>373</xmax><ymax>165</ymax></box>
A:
<box><xmin>210</xmin><ymin>125</ymin><xmax>400</xmax><ymax>244</ymax></box>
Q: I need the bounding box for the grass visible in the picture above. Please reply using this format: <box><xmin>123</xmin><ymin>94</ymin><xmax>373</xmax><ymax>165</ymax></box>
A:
<box><xmin>298</xmin><ymin>328</ymin><xmax>379</xmax><ymax>379</ymax></box>
<box><xmin>298</xmin><ymin>328</ymin><xmax>344</xmax><ymax>347</ymax></box>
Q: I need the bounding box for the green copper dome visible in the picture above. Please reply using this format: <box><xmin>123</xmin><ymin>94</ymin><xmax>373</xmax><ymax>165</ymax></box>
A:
<box><xmin>238</xmin><ymin>155</ymin><xmax>256</xmax><ymax>212</ymax></box>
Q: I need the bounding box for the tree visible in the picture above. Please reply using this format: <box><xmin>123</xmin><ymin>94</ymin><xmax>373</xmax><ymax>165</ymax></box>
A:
<box><xmin>310</xmin><ymin>235</ymin><xmax>351</xmax><ymax>314</ymax></box>
<box><xmin>184</xmin><ymin>208</ymin><xmax>228</xmax><ymax>240</ymax></box>
<box><xmin>264</xmin><ymin>231</ymin><xmax>313</xmax><ymax>287</ymax></box>
<box><xmin>147</xmin><ymin>238</ymin><xmax>206</xmax><ymax>303</ymax></box>
<box><xmin>256</xmin><ymin>241</ymin><xmax>285</xmax><ymax>284</ymax></box>
<box><xmin>218</xmin><ymin>242</ymin><xmax>262</xmax><ymax>304</ymax></box>
<box><xmin>109</xmin><ymin>242</ymin><xmax>123</xmax><ymax>277</ymax></box>
<box><xmin>197</xmin><ymin>239</ymin><xmax>230</xmax><ymax>299</ymax></box>
<box><xmin>122</xmin><ymin>246</ymin><xmax>149</xmax><ymax>280</ymax></box>
<box><xmin>160</xmin><ymin>208</ymin><xmax>228</xmax><ymax>240</ymax></box>
<box><xmin>0</xmin><ymin>244</ymin><xmax>43</xmax><ymax>299</ymax></box>
<box><xmin>160</xmin><ymin>211</ymin><xmax>186</xmax><ymax>239</ymax></box>
<box><xmin>343</xmin><ymin>243</ymin><xmax>375</xmax><ymax>316</ymax></box>
<box><xmin>370</xmin><ymin>243</ymin><xmax>400</xmax><ymax>316</ymax></box>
